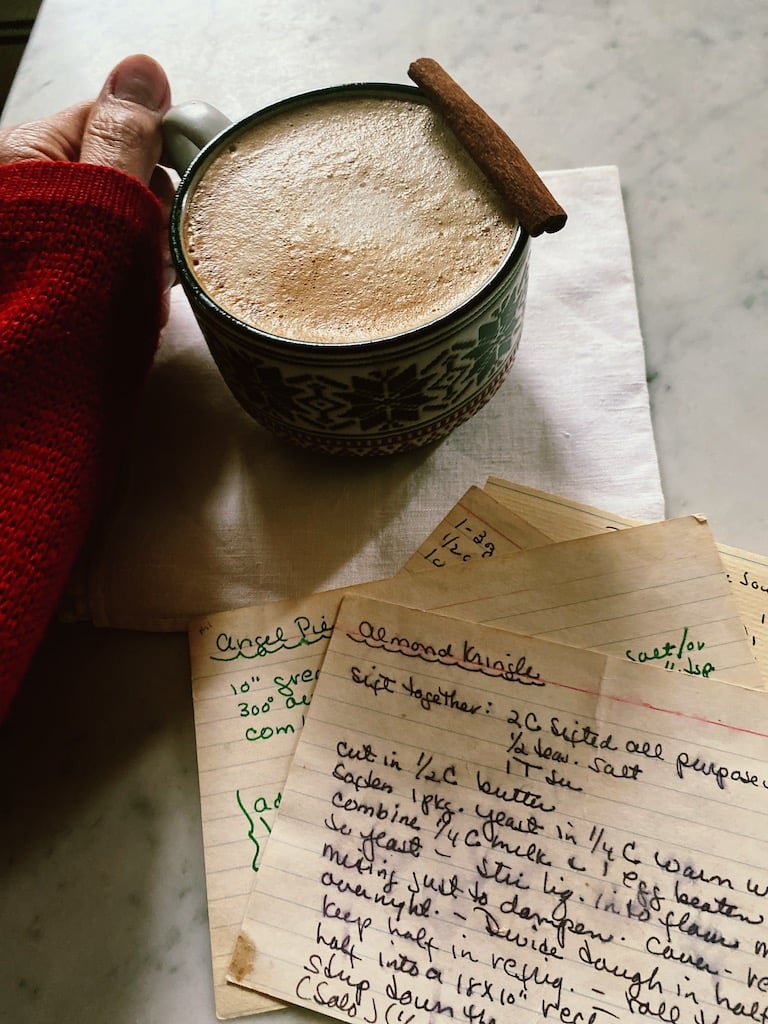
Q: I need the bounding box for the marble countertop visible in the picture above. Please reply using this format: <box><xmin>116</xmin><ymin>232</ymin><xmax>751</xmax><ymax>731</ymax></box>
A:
<box><xmin>1</xmin><ymin>1</ymin><xmax>766</xmax><ymax>1022</ymax></box>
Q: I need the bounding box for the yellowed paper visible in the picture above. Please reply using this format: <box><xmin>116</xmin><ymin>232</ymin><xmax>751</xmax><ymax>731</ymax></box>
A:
<box><xmin>720</xmin><ymin>543</ymin><xmax>768</xmax><ymax>655</ymax></box>
<box><xmin>484</xmin><ymin>474</ymin><xmax>645</xmax><ymax>537</ymax></box>
<box><xmin>402</xmin><ymin>484</ymin><xmax>551</xmax><ymax>573</ymax></box>
<box><xmin>486</xmin><ymin>477</ymin><xmax>768</xmax><ymax>682</ymax></box>
<box><xmin>189</xmin><ymin>499</ymin><xmax>761</xmax><ymax>1014</ymax></box>
<box><xmin>366</xmin><ymin>516</ymin><xmax>765</xmax><ymax>690</ymax></box>
<box><xmin>190</xmin><ymin>485</ymin><xmax>544</xmax><ymax>1016</ymax></box>
<box><xmin>234</xmin><ymin>593</ymin><xmax>768</xmax><ymax>1024</ymax></box>
<box><xmin>189</xmin><ymin>592</ymin><xmax>345</xmax><ymax>1018</ymax></box>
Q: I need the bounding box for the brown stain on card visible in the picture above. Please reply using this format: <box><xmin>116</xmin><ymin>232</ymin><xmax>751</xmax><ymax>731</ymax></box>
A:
<box><xmin>229</xmin><ymin>931</ymin><xmax>256</xmax><ymax>982</ymax></box>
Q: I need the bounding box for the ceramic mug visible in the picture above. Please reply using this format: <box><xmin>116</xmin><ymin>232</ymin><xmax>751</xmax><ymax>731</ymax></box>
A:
<box><xmin>164</xmin><ymin>85</ymin><xmax>531</xmax><ymax>457</ymax></box>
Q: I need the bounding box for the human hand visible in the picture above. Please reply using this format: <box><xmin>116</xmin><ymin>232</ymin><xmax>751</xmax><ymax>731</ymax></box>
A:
<box><xmin>0</xmin><ymin>54</ymin><xmax>175</xmax><ymax>314</ymax></box>
<box><xmin>0</xmin><ymin>53</ymin><xmax>171</xmax><ymax>186</ymax></box>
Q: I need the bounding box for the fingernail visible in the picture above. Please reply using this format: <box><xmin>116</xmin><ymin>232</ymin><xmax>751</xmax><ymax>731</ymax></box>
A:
<box><xmin>111</xmin><ymin>56</ymin><xmax>168</xmax><ymax>111</ymax></box>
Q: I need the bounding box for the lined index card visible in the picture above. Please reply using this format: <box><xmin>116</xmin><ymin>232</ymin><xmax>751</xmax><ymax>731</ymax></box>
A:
<box><xmin>232</xmin><ymin>593</ymin><xmax>768</xmax><ymax>1024</ymax></box>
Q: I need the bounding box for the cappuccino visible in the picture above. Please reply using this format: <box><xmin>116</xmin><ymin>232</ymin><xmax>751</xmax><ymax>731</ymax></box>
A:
<box><xmin>183</xmin><ymin>94</ymin><xmax>518</xmax><ymax>344</ymax></box>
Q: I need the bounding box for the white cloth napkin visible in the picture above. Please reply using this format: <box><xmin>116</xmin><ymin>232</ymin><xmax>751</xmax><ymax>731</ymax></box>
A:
<box><xmin>73</xmin><ymin>165</ymin><xmax>664</xmax><ymax>631</ymax></box>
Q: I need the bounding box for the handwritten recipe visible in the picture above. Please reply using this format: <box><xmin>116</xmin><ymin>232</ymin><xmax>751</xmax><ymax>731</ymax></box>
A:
<box><xmin>366</xmin><ymin>515</ymin><xmax>764</xmax><ymax>690</ymax></box>
<box><xmin>233</xmin><ymin>594</ymin><xmax>768</xmax><ymax>1024</ymax></box>
<box><xmin>187</xmin><ymin>485</ymin><xmax>554</xmax><ymax>1017</ymax></box>
<box><xmin>189</xmin><ymin>591</ymin><xmax>343</xmax><ymax>1017</ymax></box>
<box><xmin>187</xmin><ymin>481</ymin><xmax>768</xmax><ymax>1019</ymax></box>
<box><xmin>484</xmin><ymin>478</ymin><xmax>768</xmax><ymax>677</ymax></box>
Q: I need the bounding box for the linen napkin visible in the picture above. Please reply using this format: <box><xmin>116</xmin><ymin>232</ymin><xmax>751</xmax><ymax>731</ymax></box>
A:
<box><xmin>70</xmin><ymin>165</ymin><xmax>664</xmax><ymax>631</ymax></box>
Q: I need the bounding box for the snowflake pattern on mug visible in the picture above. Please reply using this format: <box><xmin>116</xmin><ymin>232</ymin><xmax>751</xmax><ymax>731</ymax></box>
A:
<box><xmin>189</xmin><ymin>236</ymin><xmax>529</xmax><ymax>456</ymax></box>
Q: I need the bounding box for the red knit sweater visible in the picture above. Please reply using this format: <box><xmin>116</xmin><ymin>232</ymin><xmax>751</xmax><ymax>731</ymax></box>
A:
<box><xmin>0</xmin><ymin>160</ymin><xmax>164</xmax><ymax>721</ymax></box>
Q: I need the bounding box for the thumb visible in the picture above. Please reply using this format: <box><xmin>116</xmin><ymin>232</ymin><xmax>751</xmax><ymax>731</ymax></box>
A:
<box><xmin>80</xmin><ymin>54</ymin><xmax>171</xmax><ymax>185</ymax></box>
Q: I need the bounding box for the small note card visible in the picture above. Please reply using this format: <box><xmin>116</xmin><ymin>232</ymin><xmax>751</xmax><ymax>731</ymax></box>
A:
<box><xmin>367</xmin><ymin>515</ymin><xmax>764</xmax><ymax>690</ymax></box>
<box><xmin>232</xmin><ymin>593</ymin><xmax>768</xmax><ymax>1024</ymax></box>
<box><xmin>483</xmin><ymin>478</ymin><xmax>768</xmax><ymax>681</ymax></box>
<box><xmin>189</xmin><ymin>592</ymin><xmax>345</xmax><ymax>1017</ymax></box>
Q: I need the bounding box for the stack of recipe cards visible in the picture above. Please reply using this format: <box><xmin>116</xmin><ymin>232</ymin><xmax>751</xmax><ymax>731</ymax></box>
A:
<box><xmin>188</xmin><ymin>479</ymin><xmax>768</xmax><ymax>1022</ymax></box>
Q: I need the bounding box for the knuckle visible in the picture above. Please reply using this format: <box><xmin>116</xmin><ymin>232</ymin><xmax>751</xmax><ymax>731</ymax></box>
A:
<box><xmin>90</xmin><ymin>108</ymin><xmax>150</xmax><ymax>149</ymax></box>
<box><xmin>0</xmin><ymin>125</ymin><xmax>43</xmax><ymax>163</ymax></box>
<box><xmin>85</xmin><ymin>104</ymin><xmax>160</xmax><ymax>172</ymax></box>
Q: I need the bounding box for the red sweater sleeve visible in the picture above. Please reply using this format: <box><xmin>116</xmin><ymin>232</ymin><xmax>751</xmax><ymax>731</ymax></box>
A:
<box><xmin>0</xmin><ymin>160</ymin><xmax>165</xmax><ymax>721</ymax></box>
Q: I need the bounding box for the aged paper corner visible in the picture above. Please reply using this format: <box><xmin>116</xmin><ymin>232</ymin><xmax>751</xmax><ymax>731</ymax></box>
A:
<box><xmin>227</xmin><ymin>930</ymin><xmax>257</xmax><ymax>985</ymax></box>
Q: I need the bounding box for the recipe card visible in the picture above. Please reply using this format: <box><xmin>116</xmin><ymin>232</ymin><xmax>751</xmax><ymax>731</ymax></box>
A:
<box><xmin>189</xmin><ymin>505</ymin><xmax>761</xmax><ymax>1015</ymax></box>
<box><xmin>366</xmin><ymin>515</ymin><xmax>764</xmax><ymax>690</ymax></box>
<box><xmin>484</xmin><ymin>475</ymin><xmax>644</xmax><ymax>538</ymax></box>
<box><xmin>485</xmin><ymin>477</ymin><xmax>768</xmax><ymax>679</ymax></box>
<box><xmin>402</xmin><ymin>484</ymin><xmax>551</xmax><ymax>573</ymax></box>
<box><xmin>189</xmin><ymin>590</ymin><xmax>344</xmax><ymax>1017</ymax></box>
<box><xmin>189</xmin><ymin>485</ymin><xmax>549</xmax><ymax>1016</ymax></box>
<box><xmin>231</xmin><ymin>593</ymin><xmax>768</xmax><ymax>1023</ymax></box>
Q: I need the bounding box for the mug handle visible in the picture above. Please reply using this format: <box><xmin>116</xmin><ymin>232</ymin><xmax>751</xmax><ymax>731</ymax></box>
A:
<box><xmin>161</xmin><ymin>101</ymin><xmax>232</xmax><ymax>176</ymax></box>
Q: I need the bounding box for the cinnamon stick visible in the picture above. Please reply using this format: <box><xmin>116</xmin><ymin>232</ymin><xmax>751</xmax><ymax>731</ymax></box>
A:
<box><xmin>408</xmin><ymin>57</ymin><xmax>566</xmax><ymax>237</ymax></box>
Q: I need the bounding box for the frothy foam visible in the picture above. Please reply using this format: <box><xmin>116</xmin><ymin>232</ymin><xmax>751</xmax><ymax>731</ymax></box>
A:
<box><xmin>183</xmin><ymin>95</ymin><xmax>518</xmax><ymax>343</ymax></box>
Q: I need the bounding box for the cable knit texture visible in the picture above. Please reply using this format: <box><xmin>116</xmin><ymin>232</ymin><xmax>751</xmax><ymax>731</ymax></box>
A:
<box><xmin>0</xmin><ymin>160</ymin><xmax>164</xmax><ymax>721</ymax></box>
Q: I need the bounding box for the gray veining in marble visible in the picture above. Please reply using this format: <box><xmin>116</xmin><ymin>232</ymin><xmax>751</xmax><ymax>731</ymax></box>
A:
<box><xmin>1</xmin><ymin>1</ymin><xmax>766</xmax><ymax>1022</ymax></box>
